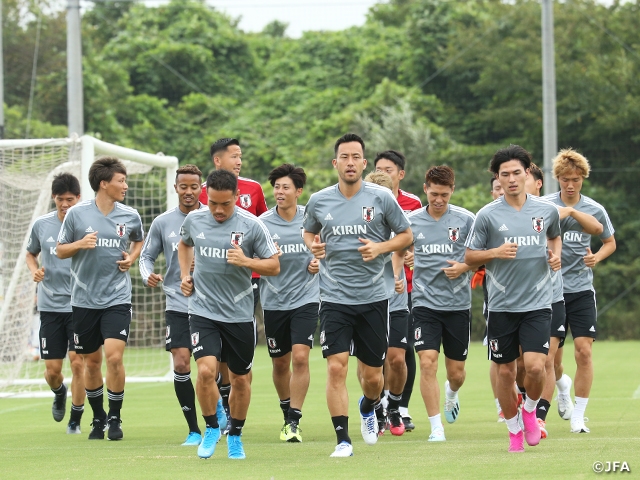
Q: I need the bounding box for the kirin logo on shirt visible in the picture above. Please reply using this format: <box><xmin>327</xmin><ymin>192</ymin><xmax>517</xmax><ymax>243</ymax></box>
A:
<box><xmin>230</xmin><ymin>232</ymin><xmax>244</xmax><ymax>247</ymax></box>
<box><xmin>362</xmin><ymin>206</ymin><xmax>375</xmax><ymax>223</ymax></box>
<box><xmin>116</xmin><ymin>224</ymin><xmax>126</xmax><ymax>238</ymax></box>
<box><xmin>240</xmin><ymin>194</ymin><xmax>252</xmax><ymax>209</ymax></box>
<box><xmin>532</xmin><ymin>217</ymin><xmax>544</xmax><ymax>234</ymax></box>
<box><xmin>448</xmin><ymin>227</ymin><xmax>460</xmax><ymax>243</ymax></box>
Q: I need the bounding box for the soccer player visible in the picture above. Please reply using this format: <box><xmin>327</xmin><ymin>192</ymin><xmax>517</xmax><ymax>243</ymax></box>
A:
<box><xmin>544</xmin><ymin>148</ymin><xmax>615</xmax><ymax>433</ymax></box>
<box><xmin>198</xmin><ymin>138</ymin><xmax>268</xmax><ymax>431</ymax></box>
<box><xmin>57</xmin><ymin>157</ymin><xmax>144</xmax><ymax>441</ymax></box>
<box><xmin>26</xmin><ymin>173</ymin><xmax>85</xmax><ymax>433</ymax></box>
<box><xmin>302</xmin><ymin>133</ymin><xmax>412</xmax><ymax>457</ymax></box>
<box><xmin>139</xmin><ymin>164</ymin><xmax>222</xmax><ymax>446</ymax></box>
<box><xmin>374</xmin><ymin>150</ymin><xmax>422</xmax><ymax>432</ymax></box>
<box><xmin>259</xmin><ymin>164</ymin><xmax>319</xmax><ymax>443</ymax></box>
<box><xmin>465</xmin><ymin>145</ymin><xmax>562</xmax><ymax>452</ymax></box>
<box><xmin>396</xmin><ymin>166</ymin><xmax>475</xmax><ymax>442</ymax></box>
<box><xmin>179</xmin><ymin>169</ymin><xmax>279</xmax><ymax>460</ymax></box>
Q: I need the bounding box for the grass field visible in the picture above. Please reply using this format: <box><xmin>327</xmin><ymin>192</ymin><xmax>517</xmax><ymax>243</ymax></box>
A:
<box><xmin>1</xmin><ymin>341</ymin><xmax>639</xmax><ymax>479</ymax></box>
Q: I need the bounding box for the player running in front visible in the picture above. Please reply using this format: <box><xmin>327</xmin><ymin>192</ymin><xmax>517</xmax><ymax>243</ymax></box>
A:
<box><xmin>302</xmin><ymin>133</ymin><xmax>412</xmax><ymax>457</ymax></box>
<box><xmin>259</xmin><ymin>164</ymin><xmax>319</xmax><ymax>443</ymax></box>
<box><xmin>26</xmin><ymin>173</ymin><xmax>85</xmax><ymax>433</ymax></box>
<box><xmin>57</xmin><ymin>157</ymin><xmax>144</xmax><ymax>441</ymax></box>
<box><xmin>465</xmin><ymin>145</ymin><xmax>562</xmax><ymax>453</ymax></box>
<box><xmin>179</xmin><ymin>170</ymin><xmax>279</xmax><ymax>460</ymax></box>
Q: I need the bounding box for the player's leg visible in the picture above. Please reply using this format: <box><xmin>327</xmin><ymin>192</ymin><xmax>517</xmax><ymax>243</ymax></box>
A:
<box><xmin>399</xmin><ymin>293</ymin><xmax>416</xmax><ymax>431</ymax></box>
<box><xmin>40</xmin><ymin>312</ymin><xmax>68</xmax><ymax>422</ymax></box>
<box><xmin>490</xmin><ymin>360</ymin><xmax>503</xmax><ymax>421</ymax></box>
<box><xmin>65</xmin><ymin>312</ymin><xmax>85</xmax><ymax>433</ymax></box>
<box><xmin>554</xmin><ymin>338</ymin><xmax>573</xmax><ymax>419</ymax></box>
<box><xmin>516</xmin><ymin>353</ymin><xmax>526</xmax><ymax>405</ymax></box>
<box><xmin>441</xmin><ymin>309</ymin><xmax>470</xmax><ymax>426</ymax></box>
<box><xmin>386</xmin><ymin>309</ymin><xmax>408</xmax><ymax>436</ymax></box>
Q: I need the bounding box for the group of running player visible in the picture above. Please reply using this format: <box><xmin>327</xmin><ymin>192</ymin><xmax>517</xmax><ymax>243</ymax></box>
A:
<box><xmin>26</xmin><ymin>133</ymin><xmax>614</xmax><ymax>459</ymax></box>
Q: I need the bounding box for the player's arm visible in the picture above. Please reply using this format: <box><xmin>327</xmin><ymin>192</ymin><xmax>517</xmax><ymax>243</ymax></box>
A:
<box><xmin>465</xmin><ymin>243</ymin><xmax>518</xmax><ymax>267</ymax></box>
<box><xmin>178</xmin><ymin>239</ymin><xmax>195</xmax><ymax>296</ymax></box>
<box><xmin>227</xmin><ymin>246</ymin><xmax>280</xmax><ymax>276</ymax></box>
<box><xmin>558</xmin><ymin>207</ymin><xmax>603</xmax><ymax>236</ymax></box>
<box><xmin>584</xmin><ymin>235</ymin><xmax>616</xmax><ymax>268</ymax></box>
<box><xmin>139</xmin><ymin>223</ymin><xmax>163</xmax><ymax>287</ymax></box>
<box><xmin>547</xmin><ymin>235</ymin><xmax>562</xmax><ymax>272</ymax></box>
<box><xmin>117</xmin><ymin>240</ymin><xmax>143</xmax><ymax>272</ymax></box>
<box><xmin>303</xmin><ymin>230</ymin><xmax>325</xmax><ymax>259</ymax></box>
<box><xmin>358</xmin><ymin>227</ymin><xmax>413</xmax><ymax>262</ymax></box>
<box><xmin>56</xmin><ymin>232</ymin><xmax>98</xmax><ymax>259</ymax></box>
<box><xmin>25</xmin><ymin>251</ymin><xmax>45</xmax><ymax>282</ymax></box>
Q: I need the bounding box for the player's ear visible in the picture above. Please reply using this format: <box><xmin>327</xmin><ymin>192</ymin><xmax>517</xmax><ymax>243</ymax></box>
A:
<box><xmin>398</xmin><ymin>170</ymin><xmax>405</xmax><ymax>181</ymax></box>
<box><xmin>423</xmin><ymin>183</ymin><xmax>428</xmax><ymax>195</ymax></box>
<box><xmin>332</xmin><ymin>158</ymin><xmax>337</xmax><ymax>169</ymax></box>
<box><xmin>451</xmin><ymin>185</ymin><xmax>455</xmax><ymax>194</ymax></box>
<box><xmin>363</xmin><ymin>158</ymin><xmax>367</xmax><ymax>169</ymax></box>
<box><xmin>296</xmin><ymin>188</ymin><xmax>303</xmax><ymax>199</ymax></box>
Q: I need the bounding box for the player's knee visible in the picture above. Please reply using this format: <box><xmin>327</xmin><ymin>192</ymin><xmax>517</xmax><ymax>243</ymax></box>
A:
<box><xmin>419</xmin><ymin>356</ymin><xmax>438</xmax><ymax>376</ymax></box>
<box><xmin>525</xmin><ymin>362</ymin><xmax>545</xmax><ymax>379</ymax></box>
<box><xmin>172</xmin><ymin>354</ymin><xmax>190</xmax><ymax>373</ymax></box>
<box><xmin>574</xmin><ymin>346</ymin><xmax>592</xmax><ymax>365</ymax></box>
<box><xmin>448</xmin><ymin>368</ymin><xmax>466</xmax><ymax>385</ymax></box>
<box><xmin>497</xmin><ymin>364</ymin><xmax>516</xmax><ymax>382</ymax></box>
<box><xmin>291</xmin><ymin>352</ymin><xmax>308</xmax><ymax>371</ymax></box>
<box><xmin>70</xmin><ymin>358</ymin><xmax>84</xmax><ymax>377</ymax></box>
<box><xmin>105</xmin><ymin>351</ymin><xmax>123</xmax><ymax>370</ymax></box>
<box><xmin>327</xmin><ymin>359</ymin><xmax>348</xmax><ymax>380</ymax></box>
<box><xmin>272</xmin><ymin>356</ymin><xmax>290</xmax><ymax>375</ymax></box>
<box><xmin>45</xmin><ymin>364</ymin><xmax>62</xmax><ymax>379</ymax></box>
<box><xmin>197</xmin><ymin>364</ymin><xmax>217</xmax><ymax>384</ymax></box>
<box><xmin>231</xmin><ymin>373</ymin><xmax>251</xmax><ymax>393</ymax></box>
<box><xmin>388</xmin><ymin>351</ymin><xmax>405</xmax><ymax>372</ymax></box>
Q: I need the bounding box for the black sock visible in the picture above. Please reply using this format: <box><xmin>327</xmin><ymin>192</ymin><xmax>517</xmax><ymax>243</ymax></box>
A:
<box><xmin>174</xmin><ymin>371</ymin><xmax>200</xmax><ymax>434</ymax></box>
<box><xmin>52</xmin><ymin>383</ymin><xmax>65</xmax><ymax>395</ymax></box>
<box><xmin>219</xmin><ymin>384</ymin><xmax>231</xmax><ymax>409</ymax></box>
<box><xmin>85</xmin><ymin>385</ymin><xmax>106</xmax><ymax>420</ymax></box>
<box><xmin>288</xmin><ymin>408</ymin><xmax>302</xmax><ymax>425</ymax></box>
<box><xmin>387</xmin><ymin>391</ymin><xmax>402</xmax><ymax>412</ymax></box>
<box><xmin>374</xmin><ymin>402</ymin><xmax>385</xmax><ymax>420</ymax></box>
<box><xmin>70</xmin><ymin>403</ymin><xmax>84</xmax><ymax>423</ymax></box>
<box><xmin>331</xmin><ymin>415</ymin><xmax>351</xmax><ymax>445</ymax></box>
<box><xmin>279</xmin><ymin>398</ymin><xmax>290</xmax><ymax>422</ymax></box>
<box><xmin>359</xmin><ymin>395</ymin><xmax>377</xmax><ymax>414</ymax></box>
<box><xmin>216</xmin><ymin>372</ymin><xmax>222</xmax><ymax>386</ymax></box>
<box><xmin>536</xmin><ymin>398</ymin><xmax>551</xmax><ymax>421</ymax></box>
<box><xmin>203</xmin><ymin>414</ymin><xmax>219</xmax><ymax>429</ymax></box>
<box><xmin>228</xmin><ymin>417</ymin><xmax>245</xmax><ymax>436</ymax></box>
<box><xmin>107</xmin><ymin>389</ymin><xmax>124</xmax><ymax>418</ymax></box>
<box><xmin>518</xmin><ymin>385</ymin><xmax>526</xmax><ymax>398</ymax></box>
<box><xmin>400</xmin><ymin>315</ymin><xmax>416</xmax><ymax>409</ymax></box>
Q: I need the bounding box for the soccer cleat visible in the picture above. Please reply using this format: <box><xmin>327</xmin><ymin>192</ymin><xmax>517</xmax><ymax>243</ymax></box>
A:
<box><xmin>570</xmin><ymin>417</ymin><xmax>590</xmax><ymax>433</ymax></box>
<box><xmin>537</xmin><ymin>418</ymin><xmax>547</xmax><ymax>439</ymax></box>
<box><xmin>330</xmin><ymin>442</ymin><xmax>353</xmax><ymax>457</ymax></box>
<box><xmin>388</xmin><ymin>409</ymin><xmax>405</xmax><ymax>436</ymax></box>
<box><xmin>508</xmin><ymin>430</ymin><xmax>525</xmax><ymax>453</ymax></box>
<box><xmin>66</xmin><ymin>421</ymin><xmax>81</xmax><ymax>434</ymax></box>
<box><xmin>197</xmin><ymin>427</ymin><xmax>220</xmax><ymax>458</ymax></box>
<box><xmin>443</xmin><ymin>381</ymin><xmax>460</xmax><ymax>424</ymax></box>
<box><xmin>52</xmin><ymin>384</ymin><xmax>67</xmax><ymax>422</ymax></box>
<box><xmin>285</xmin><ymin>422</ymin><xmax>302</xmax><ymax>443</ymax></box>
<box><xmin>557</xmin><ymin>393</ymin><xmax>574</xmax><ymax>421</ymax></box>
<box><xmin>88</xmin><ymin>417</ymin><xmax>107</xmax><ymax>440</ymax></box>
<box><xmin>521</xmin><ymin>409</ymin><xmax>540</xmax><ymax>446</ymax></box>
<box><xmin>279</xmin><ymin>422</ymin><xmax>289</xmax><ymax>441</ymax></box>
<box><xmin>222</xmin><ymin>405</ymin><xmax>231</xmax><ymax>435</ymax></box>
<box><xmin>227</xmin><ymin>434</ymin><xmax>246</xmax><ymax>459</ymax></box>
<box><xmin>107</xmin><ymin>416</ymin><xmax>123</xmax><ymax>441</ymax></box>
<box><xmin>428</xmin><ymin>427</ymin><xmax>446</xmax><ymax>442</ymax></box>
<box><xmin>182</xmin><ymin>431</ymin><xmax>202</xmax><ymax>446</ymax></box>
<box><xmin>497</xmin><ymin>410</ymin><xmax>505</xmax><ymax>423</ymax></box>
<box><xmin>358</xmin><ymin>396</ymin><xmax>379</xmax><ymax>445</ymax></box>
<box><xmin>402</xmin><ymin>416</ymin><xmax>415</xmax><ymax>432</ymax></box>
<box><xmin>216</xmin><ymin>398</ymin><xmax>227</xmax><ymax>432</ymax></box>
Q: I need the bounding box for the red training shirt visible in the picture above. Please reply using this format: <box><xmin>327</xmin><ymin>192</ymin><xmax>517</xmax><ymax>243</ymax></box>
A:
<box><xmin>396</xmin><ymin>188</ymin><xmax>423</xmax><ymax>293</ymax></box>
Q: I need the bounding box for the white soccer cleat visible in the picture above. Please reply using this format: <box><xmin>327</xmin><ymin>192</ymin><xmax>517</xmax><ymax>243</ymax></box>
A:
<box><xmin>570</xmin><ymin>417</ymin><xmax>590</xmax><ymax>433</ymax></box>
<box><xmin>556</xmin><ymin>376</ymin><xmax>574</xmax><ymax>420</ymax></box>
<box><xmin>330</xmin><ymin>442</ymin><xmax>354</xmax><ymax>457</ymax></box>
<box><xmin>359</xmin><ymin>396</ymin><xmax>379</xmax><ymax>445</ymax></box>
<box><xmin>428</xmin><ymin>427</ymin><xmax>446</xmax><ymax>442</ymax></box>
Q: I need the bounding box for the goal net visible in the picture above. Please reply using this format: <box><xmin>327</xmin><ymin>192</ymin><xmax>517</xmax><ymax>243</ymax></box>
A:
<box><xmin>0</xmin><ymin>136</ymin><xmax>179</xmax><ymax>397</ymax></box>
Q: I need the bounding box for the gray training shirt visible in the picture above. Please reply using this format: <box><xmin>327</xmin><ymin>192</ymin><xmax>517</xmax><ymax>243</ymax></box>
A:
<box><xmin>303</xmin><ymin>181</ymin><xmax>411</xmax><ymax>305</ymax></box>
<box><xmin>139</xmin><ymin>204</ymin><xmax>207</xmax><ymax>313</ymax></box>
<box><xmin>465</xmin><ymin>195</ymin><xmax>561</xmax><ymax>313</ymax></box>
<box><xmin>58</xmin><ymin>200</ymin><xmax>144</xmax><ymax>309</ymax></box>
<box><xmin>410</xmin><ymin>204</ymin><xmax>476</xmax><ymax>311</ymax></box>
<box><xmin>180</xmin><ymin>206</ymin><xmax>279</xmax><ymax>323</ymax></box>
<box><xmin>543</xmin><ymin>192</ymin><xmax>615</xmax><ymax>294</ymax></box>
<box><xmin>259</xmin><ymin>206</ymin><xmax>319</xmax><ymax>311</ymax></box>
<box><xmin>27</xmin><ymin>211</ymin><xmax>72</xmax><ymax>312</ymax></box>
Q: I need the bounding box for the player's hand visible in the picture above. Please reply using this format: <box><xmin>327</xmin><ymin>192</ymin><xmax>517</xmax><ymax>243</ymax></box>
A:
<box><xmin>227</xmin><ymin>243</ymin><xmax>248</xmax><ymax>267</ymax></box>
<box><xmin>274</xmin><ymin>242</ymin><xmax>283</xmax><ymax>257</ymax></box>
<box><xmin>357</xmin><ymin>238</ymin><xmax>381</xmax><ymax>262</ymax></box>
<box><xmin>180</xmin><ymin>275</ymin><xmax>194</xmax><ymax>296</ymax></box>
<box><xmin>558</xmin><ymin>206</ymin><xmax>574</xmax><ymax>220</ymax></box>
<box><xmin>442</xmin><ymin>260</ymin><xmax>467</xmax><ymax>279</ymax></box>
<box><xmin>394</xmin><ymin>275</ymin><xmax>405</xmax><ymax>294</ymax></box>
<box><xmin>308</xmin><ymin>258</ymin><xmax>320</xmax><ymax>274</ymax></box>
<box><xmin>404</xmin><ymin>250</ymin><xmax>414</xmax><ymax>269</ymax></box>
<box><xmin>147</xmin><ymin>272</ymin><xmax>163</xmax><ymax>288</ymax></box>
<box><xmin>311</xmin><ymin>235</ymin><xmax>326</xmax><ymax>259</ymax></box>
<box><xmin>583</xmin><ymin>247</ymin><xmax>597</xmax><ymax>268</ymax></box>
<box><xmin>116</xmin><ymin>251</ymin><xmax>134</xmax><ymax>272</ymax></box>
<box><xmin>547</xmin><ymin>250</ymin><xmax>561</xmax><ymax>271</ymax></box>
<box><xmin>32</xmin><ymin>266</ymin><xmax>45</xmax><ymax>283</ymax></box>
<box><xmin>80</xmin><ymin>231</ymin><xmax>98</xmax><ymax>249</ymax></box>
<box><xmin>494</xmin><ymin>242</ymin><xmax>518</xmax><ymax>259</ymax></box>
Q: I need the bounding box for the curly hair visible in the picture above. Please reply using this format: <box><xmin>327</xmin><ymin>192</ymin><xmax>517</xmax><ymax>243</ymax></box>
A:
<box><xmin>552</xmin><ymin>148</ymin><xmax>590</xmax><ymax>179</ymax></box>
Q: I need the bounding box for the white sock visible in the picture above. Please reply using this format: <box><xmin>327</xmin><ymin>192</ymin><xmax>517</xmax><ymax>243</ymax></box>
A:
<box><xmin>495</xmin><ymin>398</ymin><xmax>502</xmax><ymax>413</ymax></box>
<box><xmin>399</xmin><ymin>406</ymin><xmax>409</xmax><ymax>417</ymax></box>
<box><xmin>428</xmin><ymin>414</ymin><xmax>443</xmax><ymax>432</ymax></box>
<box><xmin>445</xmin><ymin>382</ymin><xmax>457</xmax><ymax>400</ymax></box>
<box><xmin>556</xmin><ymin>374</ymin><xmax>571</xmax><ymax>395</ymax></box>
<box><xmin>523</xmin><ymin>396</ymin><xmax>539</xmax><ymax>413</ymax></box>
<box><xmin>383</xmin><ymin>389</ymin><xmax>389</xmax><ymax>399</ymax></box>
<box><xmin>572</xmin><ymin>396</ymin><xmax>588</xmax><ymax>422</ymax></box>
<box><xmin>505</xmin><ymin>415</ymin><xmax>521</xmax><ymax>434</ymax></box>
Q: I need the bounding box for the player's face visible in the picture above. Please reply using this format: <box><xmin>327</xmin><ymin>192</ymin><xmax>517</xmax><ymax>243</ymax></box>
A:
<box><xmin>214</xmin><ymin>145</ymin><xmax>242</xmax><ymax>177</ymax></box>
<box><xmin>424</xmin><ymin>182</ymin><xmax>454</xmax><ymax>213</ymax></box>
<box><xmin>333</xmin><ymin>142</ymin><xmax>367</xmax><ymax>185</ymax></box>
<box><xmin>53</xmin><ymin>192</ymin><xmax>80</xmax><ymax>217</ymax></box>
<box><xmin>524</xmin><ymin>174</ymin><xmax>542</xmax><ymax>196</ymax></box>
<box><xmin>375</xmin><ymin>158</ymin><xmax>404</xmax><ymax>191</ymax></box>
<box><xmin>175</xmin><ymin>173</ymin><xmax>201</xmax><ymax>209</ymax></box>
<box><xmin>558</xmin><ymin>169</ymin><xmax>584</xmax><ymax>200</ymax></box>
<box><xmin>102</xmin><ymin>173</ymin><xmax>128</xmax><ymax>201</ymax></box>
<box><xmin>207</xmin><ymin>188</ymin><xmax>238</xmax><ymax>223</ymax></box>
<box><xmin>491</xmin><ymin>178</ymin><xmax>504</xmax><ymax>199</ymax></box>
<box><xmin>498</xmin><ymin>160</ymin><xmax>528</xmax><ymax>198</ymax></box>
<box><xmin>273</xmin><ymin>176</ymin><xmax>302</xmax><ymax>210</ymax></box>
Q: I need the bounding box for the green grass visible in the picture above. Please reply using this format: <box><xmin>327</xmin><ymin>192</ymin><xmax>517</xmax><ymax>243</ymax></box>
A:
<box><xmin>1</xmin><ymin>341</ymin><xmax>639</xmax><ymax>479</ymax></box>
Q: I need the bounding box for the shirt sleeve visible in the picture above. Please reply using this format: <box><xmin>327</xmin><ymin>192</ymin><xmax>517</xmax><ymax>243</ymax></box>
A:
<box><xmin>251</xmin><ymin>218</ymin><xmax>279</xmax><ymax>259</ymax></box>
<box><xmin>58</xmin><ymin>210</ymin><xmax>76</xmax><ymax>244</ymax></box>
<box><xmin>302</xmin><ymin>194</ymin><xmax>322</xmax><ymax>235</ymax></box>
<box><xmin>465</xmin><ymin>211</ymin><xmax>488</xmax><ymax>250</ymax></box>
<box><xmin>255</xmin><ymin>188</ymin><xmax>268</xmax><ymax>216</ymax></box>
<box><xmin>595</xmin><ymin>206</ymin><xmax>615</xmax><ymax>240</ymax></box>
<box><xmin>383</xmin><ymin>191</ymin><xmax>411</xmax><ymax>234</ymax></box>
<box><xmin>139</xmin><ymin>217</ymin><xmax>163</xmax><ymax>285</ymax></box>
<box><xmin>26</xmin><ymin>221</ymin><xmax>41</xmax><ymax>255</ymax></box>
<box><xmin>130</xmin><ymin>211</ymin><xmax>145</xmax><ymax>242</ymax></box>
<box><xmin>198</xmin><ymin>184</ymin><xmax>208</xmax><ymax>205</ymax></box>
<box><xmin>180</xmin><ymin>214</ymin><xmax>194</xmax><ymax>247</ymax></box>
<box><xmin>464</xmin><ymin>213</ymin><xmax>476</xmax><ymax>245</ymax></box>
<box><xmin>546</xmin><ymin>206</ymin><xmax>561</xmax><ymax>239</ymax></box>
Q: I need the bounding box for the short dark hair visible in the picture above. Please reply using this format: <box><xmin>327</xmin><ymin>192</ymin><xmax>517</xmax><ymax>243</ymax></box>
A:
<box><xmin>489</xmin><ymin>145</ymin><xmax>532</xmax><ymax>175</ymax></box>
<box><xmin>206</xmin><ymin>169</ymin><xmax>237</xmax><ymax>193</ymax></box>
<box><xmin>529</xmin><ymin>162</ymin><xmax>544</xmax><ymax>185</ymax></box>
<box><xmin>89</xmin><ymin>156</ymin><xmax>127</xmax><ymax>192</ymax></box>
<box><xmin>374</xmin><ymin>150</ymin><xmax>405</xmax><ymax>170</ymax></box>
<box><xmin>210</xmin><ymin>138</ymin><xmax>240</xmax><ymax>159</ymax></box>
<box><xmin>334</xmin><ymin>133</ymin><xmax>365</xmax><ymax>156</ymax></box>
<box><xmin>51</xmin><ymin>173</ymin><xmax>81</xmax><ymax>196</ymax></box>
<box><xmin>425</xmin><ymin>165</ymin><xmax>455</xmax><ymax>188</ymax></box>
<box><xmin>268</xmin><ymin>163</ymin><xmax>307</xmax><ymax>189</ymax></box>
<box><xmin>175</xmin><ymin>164</ymin><xmax>202</xmax><ymax>182</ymax></box>
<box><xmin>490</xmin><ymin>176</ymin><xmax>500</xmax><ymax>189</ymax></box>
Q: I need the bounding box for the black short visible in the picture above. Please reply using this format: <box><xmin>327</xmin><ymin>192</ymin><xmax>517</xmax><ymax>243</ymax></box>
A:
<box><xmin>389</xmin><ymin>309</ymin><xmax>409</xmax><ymax>350</ymax></box>
<box><xmin>412</xmin><ymin>307</ymin><xmax>470</xmax><ymax>361</ymax></box>
<box><xmin>189</xmin><ymin>314</ymin><xmax>256</xmax><ymax>375</ymax></box>
<box><xmin>252</xmin><ymin>278</ymin><xmax>260</xmax><ymax>310</ymax></box>
<box><xmin>406</xmin><ymin>293</ymin><xmax>415</xmax><ymax>348</ymax></box>
<box><xmin>319</xmin><ymin>300</ymin><xmax>388</xmax><ymax>368</ymax></box>
<box><xmin>39</xmin><ymin>311</ymin><xmax>74</xmax><ymax>359</ymax></box>
<box><xmin>165</xmin><ymin>310</ymin><xmax>192</xmax><ymax>351</ymax></box>
<box><xmin>564</xmin><ymin>290</ymin><xmax>597</xmax><ymax>340</ymax></box>
<box><xmin>264</xmin><ymin>303</ymin><xmax>318</xmax><ymax>358</ymax></box>
<box><xmin>72</xmin><ymin>304</ymin><xmax>132</xmax><ymax>354</ymax></box>
<box><xmin>487</xmin><ymin>309</ymin><xmax>551</xmax><ymax>364</ymax></box>
<box><xmin>550</xmin><ymin>300</ymin><xmax>567</xmax><ymax>347</ymax></box>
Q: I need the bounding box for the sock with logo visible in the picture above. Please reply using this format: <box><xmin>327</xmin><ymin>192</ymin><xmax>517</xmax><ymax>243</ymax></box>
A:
<box><xmin>288</xmin><ymin>408</ymin><xmax>302</xmax><ymax>425</ymax></box>
<box><xmin>228</xmin><ymin>417</ymin><xmax>245</xmax><ymax>436</ymax></box>
<box><xmin>219</xmin><ymin>383</ymin><xmax>231</xmax><ymax>409</ymax></box>
<box><xmin>536</xmin><ymin>398</ymin><xmax>550</xmax><ymax>421</ymax></box>
<box><xmin>107</xmin><ymin>389</ymin><xmax>124</xmax><ymax>419</ymax></box>
<box><xmin>387</xmin><ymin>391</ymin><xmax>402</xmax><ymax>412</ymax></box>
<box><xmin>174</xmin><ymin>371</ymin><xmax>200</xmax><ymax>434</ymax></box>
<box><xmin>203</xmin><ymin>414</ymin><xmax>219</xmax><ymax>429</ymax></box>
<box><xmin>331</xmin><ymin>415</ymin><xmax>351</xmax><ymax>445</ymax></box>
<box><xmin>69</xmin><ymin>403</ymin><xmax>84</xmax><ymax>424</ymax></box>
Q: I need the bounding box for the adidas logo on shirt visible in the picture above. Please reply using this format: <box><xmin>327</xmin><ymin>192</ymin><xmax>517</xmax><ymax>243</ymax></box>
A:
<box><xmin>401</xmin><ymin>337</ymin><xmax>407</xmax><ymax>344</ymax></box>
<box><xmin>498</xmin><ymin>224</ymin><xmax>509</xmax><ymax>232</ymax></box>
<box><xmin>557</xmin><ymin>325</ymin><xmax>565</xmax><ymax>332</ymax></box>
<box><xmin>196</xmin><ymin>232</ymin><xmax>205</xmax><ymax>239</ymax></box>
<box><xmin>120</xmin><ymin>329</ymin><xmax>127</xmax><ymax>336</ymax></box>
<box><xmin>46</xmin><ymin>236</ymin><xmax>55</xmax><ymax>243</ymax></box>
<box><xmin>168</xmin><ymin>231</ymin><xmax>177</xmax><ymax>238</ymax></box>
<box><xmin>417</xmin><ymin>233</ymin><xmax>425</xmax><ymax>240</ymax></box>
<box><xmin>85</xmin><ymin>226</ymin><xmax>95</xmax><ymax>233</ymax></box>
<box><xmin>272</xmin><ymin>234</ymin><xmax>280</xmax><ymax>240</ymax></box>
<box><xmin>324</xmin><ymin>213</ymin><xmax>333</xmax><ymax>220</ymax></box>
<box><xmin>589</xmin><ymin>326</ymin><xmax>596</xmax><ymax>332</ymax></box>
<box><xmin>543</xmin><ymin>341</ymin><xmax>549</xmax><ymax>348</ymax></box>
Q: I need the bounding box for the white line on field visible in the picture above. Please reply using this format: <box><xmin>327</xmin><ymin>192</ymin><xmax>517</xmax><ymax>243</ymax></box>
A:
<box><xmin>633</xmin><ymin>385</ymin><xmax>640</xmax><ymax>399</ymax></box>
